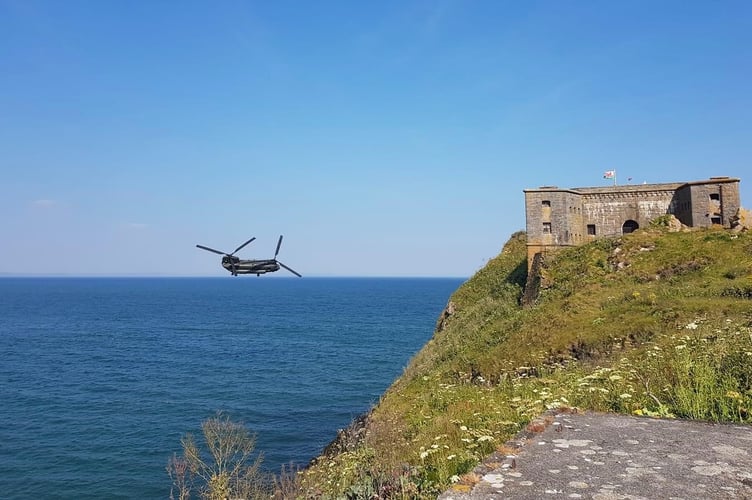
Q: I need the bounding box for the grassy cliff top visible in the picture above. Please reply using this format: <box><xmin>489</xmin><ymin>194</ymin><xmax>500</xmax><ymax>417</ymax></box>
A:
<box><xmin>300</xmin><ymin>225</ymin><xmax>752</xmax><ymax>499</ymax></box>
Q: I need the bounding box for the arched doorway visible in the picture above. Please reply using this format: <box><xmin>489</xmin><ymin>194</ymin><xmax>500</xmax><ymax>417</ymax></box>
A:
<box><xmin>622</xmin><ymin>220</ymin><xmax>639</xmax><ymax>234</ymax></box>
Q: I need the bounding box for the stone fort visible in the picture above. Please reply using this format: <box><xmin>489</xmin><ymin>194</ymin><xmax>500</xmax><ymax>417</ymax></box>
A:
<box><xmin>524</xmin><ymin>176</ymin><xmax>742</xmax><ymax>267</ymax></box>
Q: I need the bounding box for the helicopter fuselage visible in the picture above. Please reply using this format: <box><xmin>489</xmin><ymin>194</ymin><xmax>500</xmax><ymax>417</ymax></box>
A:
<box><xmin>221</xmin><ymin>256</ymin><xmax>280</xmax><ymax>275</ymax></box>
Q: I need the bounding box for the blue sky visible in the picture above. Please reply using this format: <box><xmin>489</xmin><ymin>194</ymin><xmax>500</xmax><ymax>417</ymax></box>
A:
<box><xmin>2</xmin><ymin>0</ymin><xmax>750</xmax><ymax>277</ymax></box>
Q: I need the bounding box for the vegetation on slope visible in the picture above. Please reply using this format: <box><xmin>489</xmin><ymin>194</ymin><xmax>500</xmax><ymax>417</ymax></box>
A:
<box><xmin>300</xmin><ymin>225</ymin><xmax>752</xmax><ymax>499</ymax></box>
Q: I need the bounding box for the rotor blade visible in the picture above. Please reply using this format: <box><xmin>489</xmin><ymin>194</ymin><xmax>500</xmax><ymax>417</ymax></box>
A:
<box><xmin>196</xmin><ymin>244</ymin><xmax>226</xmax><ymax>255</ymax></box>
<box><xmin>278</xmin><ymin>261</ymin><xmax>302</xmax><ymax>277</ymax></box>
<box><xmin>232</xmin><ymin>237</ymin><xmax>256</xmax><ymax>256</ymax></box>
<box><xmin>274</xmin><ymin>235</ymin><xmax>283</xmax><ymax>259</ymax></box>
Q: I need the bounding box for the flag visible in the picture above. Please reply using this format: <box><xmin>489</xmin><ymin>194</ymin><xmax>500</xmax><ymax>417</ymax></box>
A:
<box><xmin>603</xmin><ymin>170</ymin><xmax>615</xmax><ymax>179</ymax></box>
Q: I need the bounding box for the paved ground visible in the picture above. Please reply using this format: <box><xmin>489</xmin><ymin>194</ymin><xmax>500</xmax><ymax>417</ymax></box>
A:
<box><xmin>439</xmin><ymin>410</ymin><xmax>752</xmax><ymax>499</ymax></box>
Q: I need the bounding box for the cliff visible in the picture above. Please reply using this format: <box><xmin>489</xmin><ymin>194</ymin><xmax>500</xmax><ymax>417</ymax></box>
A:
<box><xmin>299</xmin><ymin>225</ymin><xmax>752</xmax><ymax>499</ymax></box>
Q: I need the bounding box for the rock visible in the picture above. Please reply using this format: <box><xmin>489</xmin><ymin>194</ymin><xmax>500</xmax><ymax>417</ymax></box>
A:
<box><xmin>665</xmin><ymin>214</ymin><xmax>685</xmax><ymax>232</ymax></box>
<box><xmin>316</xmin><ymin>412</ymin><xmax>370</xmax><ymax>464</ymax></box>
<box><xmin>436</xmin><ymin>301</ymin><xmax>456</xmax><ymax>332</ymax></box>
<box><xmin>730</xmin><ymin>207</ymin><xmax>751</xmax><ymax>232</ymax></box>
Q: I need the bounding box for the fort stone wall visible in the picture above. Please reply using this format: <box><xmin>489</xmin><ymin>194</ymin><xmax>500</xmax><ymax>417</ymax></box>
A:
<box><xmin>677</xmin><ymin>178</ymin><xmax>741</xmax><ymax>228</ymax></box>
<box><xmin>523</xmin><ymin>177</ymin><xmax>741</xmax><ymax>270</ymax></box>
<box><xmin>580</xmin><ymin>188</ymin><xmax>678</xmax><ymax>237</ymax></box>
<box><xmin>524</xmin><ymin>188</ymin><xmax>583</xmax><ymax>265</ymax></box>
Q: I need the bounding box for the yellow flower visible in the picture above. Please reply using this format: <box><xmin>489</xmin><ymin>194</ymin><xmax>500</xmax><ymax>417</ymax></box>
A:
<box><xmin>726</xmin><ymin>391</ymin><xmax>742</xmax><ymax>400</ymax></box>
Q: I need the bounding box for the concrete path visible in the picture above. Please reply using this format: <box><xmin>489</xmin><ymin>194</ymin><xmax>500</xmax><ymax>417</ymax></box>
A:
<box><xmin>440</xmin><ymin>411</ymin><xmax>752</xmax><ymax>499</ymax></box>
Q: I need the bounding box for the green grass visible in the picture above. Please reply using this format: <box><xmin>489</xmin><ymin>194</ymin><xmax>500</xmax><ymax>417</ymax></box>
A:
<box><xmin>298</xmin><ymin>226</ymin><xmax>752</xmax><ymax>499</ymax></box>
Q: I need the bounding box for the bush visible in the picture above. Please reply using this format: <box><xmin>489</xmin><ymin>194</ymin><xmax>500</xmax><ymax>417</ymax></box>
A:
<box><xmin>168</xmin><ymin>412</ymin><xmax>268</xmax><ymax>500</ymax></box>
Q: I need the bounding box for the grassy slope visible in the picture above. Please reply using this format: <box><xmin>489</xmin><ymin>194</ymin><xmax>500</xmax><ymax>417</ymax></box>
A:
<box><xmin>300</xmin><ymin>226</ymin><xmax>752</xmax><ymax>498</ymax></box>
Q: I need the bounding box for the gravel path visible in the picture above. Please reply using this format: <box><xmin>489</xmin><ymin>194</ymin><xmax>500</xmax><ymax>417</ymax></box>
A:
<box><xmin>440</xmin><ymin>410</ymin><xmax>752</xmax><ymax>499</ymax></box>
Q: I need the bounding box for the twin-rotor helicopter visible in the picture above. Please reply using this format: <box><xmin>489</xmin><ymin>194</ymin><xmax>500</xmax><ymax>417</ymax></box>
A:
<box><xmin>196</xmin><ymin>235</ymin><xmax>301</xmax><ymax>277</ymax></box>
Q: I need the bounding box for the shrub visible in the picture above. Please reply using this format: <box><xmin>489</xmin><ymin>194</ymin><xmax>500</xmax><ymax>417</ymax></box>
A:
<box><xmin>168</xmin><ymin>412</ymin><xmax>268</xmax><ymax>500</ymax></box>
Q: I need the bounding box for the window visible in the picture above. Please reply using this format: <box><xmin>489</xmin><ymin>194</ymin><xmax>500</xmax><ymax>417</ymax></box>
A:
<box><xmin>542</xmin><ymin>223</ymin><xmax>551</xmax><ymax>234</ymax></box>
<box><xmin>710</xmin><ymin>193</ymin><xmax>720</xmax><ymax>201</ymax></box>
<box><xmin>711</xmin><ymin>217</ymin><xmax>722</xmax><ymax>225</ymax></box>
<box><xmin>587</xmin><ymin>224</ymin><xmax>596</xmax><ymax>235</ymax></box>
<box><xmin>542</xmin><ymin>200</ymin><xmax>551</xmax><ymax>207</ymax></box>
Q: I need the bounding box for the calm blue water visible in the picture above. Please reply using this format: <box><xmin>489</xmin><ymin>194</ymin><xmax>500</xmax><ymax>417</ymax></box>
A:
<box><xmin>0</xmin><ymin>277</ymin><xmax>462</xmax><ymax>498</ymax></box>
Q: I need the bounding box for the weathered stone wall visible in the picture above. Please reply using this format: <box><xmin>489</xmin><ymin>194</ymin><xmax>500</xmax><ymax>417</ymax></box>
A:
<box><xmin>581</xmin><ymin>189</ymin><xmax>676</xmax><ymax>237</ymax></box>
<box><xmin>678</xmin><ymin>179</ymin><xmax>741</xmax><ymax>228</ymax></box>
<box><xmin>523</xmin><ymin>177</ymin><xmax>741</xmax><ymax>270</ymax></box>
<box><xmin>524</xmin><ymin>188</ymin><xmax>582</xmax><ymax>265</ymax></box>
<box><xmin>672</xmin><ymin>186</ymin><xmax>694</xmax><ymax>226</ymax></box>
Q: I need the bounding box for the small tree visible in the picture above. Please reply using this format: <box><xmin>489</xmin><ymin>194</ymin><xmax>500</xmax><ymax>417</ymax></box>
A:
<box><xmin>168</xmin><ymin>412</ymin><xmax>266</xmax><ymax>500</ymax></box>
<box><xmin>167</xmin><ymin>453</ymin><xmax>192</xmax><ymax>500</ymax></box>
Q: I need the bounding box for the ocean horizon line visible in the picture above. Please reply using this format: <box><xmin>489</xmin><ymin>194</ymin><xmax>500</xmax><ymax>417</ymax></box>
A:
<box><xmin>0</xmin><ymin>273</ymin><xmax>469</xmax><ymax>279</ymax></box>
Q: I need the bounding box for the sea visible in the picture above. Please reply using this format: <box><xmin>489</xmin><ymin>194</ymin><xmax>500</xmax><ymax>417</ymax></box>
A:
<box><xmin>0</xmin><ymin>277</ymin><xmax>463</xmax><ymax>499</ymax></box>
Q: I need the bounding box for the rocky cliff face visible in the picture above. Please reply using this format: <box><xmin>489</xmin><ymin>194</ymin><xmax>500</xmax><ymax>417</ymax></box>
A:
<box><xmin>315</xmin><ymin>412</ymin><xmax>371</xmax><ymax>465</ymax></box>
<box><xmin>435</xmin><ymin>301</ymin><xmax>456</xmax><ymax>333</ymax></box>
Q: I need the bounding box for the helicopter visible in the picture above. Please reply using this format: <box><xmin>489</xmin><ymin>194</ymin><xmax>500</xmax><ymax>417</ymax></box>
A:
<box><xmin>196</xmin><ymin>235</ymin><xmax>302</xmax><ymax>277</ymax></box>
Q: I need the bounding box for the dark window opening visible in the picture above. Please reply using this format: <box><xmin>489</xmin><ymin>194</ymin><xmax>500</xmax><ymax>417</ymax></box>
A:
<box><xmin>709</xmin><ymin>193</ymin><xmax>720</xmax><ymax>201</ymax></box>
<box><xmin>711</xmin><ymin>217</ymin><xmax>722</xmax><ymax>225</ymax></box>
<box><xmin>622</xmin><ymin>220</ymin><xmax>639</xmax><ymax>234</ymax></box>
<box><xmin>542</xmin><ymin>223</ymin><xmax>551</xmax><ymax>234</ymax></box>
<box><xmin>542</xmin><ymin>200</ymin><xmax>551</xmax><ymax>207</ymax></box>
<box><xmin>587</xmin><ymin>224</ymin><xmax>596</xmax><ymax>235</ymax></box>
